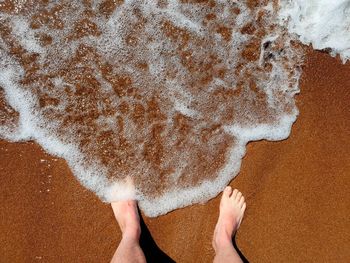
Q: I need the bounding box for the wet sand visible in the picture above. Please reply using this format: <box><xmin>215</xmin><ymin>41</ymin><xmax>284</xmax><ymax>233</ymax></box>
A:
<box><xmin>1</xmin><ymin>50</ymin><xmax>349</xmax><ymax>262</ymax></box>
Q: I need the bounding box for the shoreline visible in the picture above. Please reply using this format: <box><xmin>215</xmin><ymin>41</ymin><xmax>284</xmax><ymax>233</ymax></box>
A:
<box><xmin>1</xmin><ymin>49</ymin><xmax>349</xmax><ymax>262</ymax></box>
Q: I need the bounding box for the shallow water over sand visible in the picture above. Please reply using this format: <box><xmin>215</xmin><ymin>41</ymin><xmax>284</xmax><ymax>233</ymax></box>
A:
<box><xmin>0</xmin><ymin>0</ymin><xmax>303</xmax><ymax>216</ymax></box>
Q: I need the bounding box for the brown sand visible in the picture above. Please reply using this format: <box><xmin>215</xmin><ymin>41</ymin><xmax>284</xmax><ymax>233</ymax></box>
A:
<box><xmin>1</xmin><ymin>50</ymin><xmax>349</xmax><ymax>262</ymax></box>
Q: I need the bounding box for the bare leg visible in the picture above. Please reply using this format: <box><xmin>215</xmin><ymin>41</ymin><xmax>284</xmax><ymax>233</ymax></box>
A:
<box><xmin>110</xmin><ymin>200</ymin><xmax>146</xmax><ymax>263</ymax></box>
<box><xmin>212</xmin><ymin>187</ymin><xmax>247</xmax><ymax>263</ymax></box>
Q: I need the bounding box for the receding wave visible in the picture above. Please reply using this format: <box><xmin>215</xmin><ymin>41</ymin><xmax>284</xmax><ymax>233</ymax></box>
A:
<box><xmin>0</xmin><ymin>0</ymin><xmax>303</xmax><ymax>216</ymax></box>
<box><xmin>279</xmin><ymin>0</ymin><xmax>350</xmax><ymax>63</ymax></box>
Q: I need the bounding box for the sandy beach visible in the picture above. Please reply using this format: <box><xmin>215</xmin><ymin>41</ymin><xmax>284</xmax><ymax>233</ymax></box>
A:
<box><xmin>1</xmin><ymin>49</ymin><xmax>349</xmax><ymax>262</ymax></box>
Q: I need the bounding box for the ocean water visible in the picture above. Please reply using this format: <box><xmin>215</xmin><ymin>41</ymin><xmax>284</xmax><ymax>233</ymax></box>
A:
<box><xmin>279</xmin><ymin>0</ymin><xmax>350</xmax><ymax>63</ymax></box>
<box><xmin>1</xmin><ymin>0</ymin><xmax>340</xmax><ymax>217</ymax></box>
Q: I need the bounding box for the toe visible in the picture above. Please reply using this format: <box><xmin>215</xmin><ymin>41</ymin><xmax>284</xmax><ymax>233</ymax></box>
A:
<box><xmin>223</xmin><ymin>186</ymin><xmax>232</xmax><ymax>197</ymax></box>
<box><xmin>231</xmin><ymin>189</ymin><xmax>239</xmax><ymax>199</ymax></box>
<box><xmin>241</xmin><ymin>202</ymin><xmax>246</xmax><ymax>212</ymax></box>
<box><xmin>239</xmin><ymin>196</ymin><xmax>245</xmax><ymax>207</ymax></box>
<box><xmin>236</xmin><ymin>191</ymin><xmax>242</xmax><ymax>201</ymax></box>
<box><xmin>127</xmin><ymin>200</ymin><xmax>137</xmax><ymax>208</ymax></box>
<box><xmin>111</xmin><ymin>201</ymin><xmax>120</xmax><ymax>214</ymax></box>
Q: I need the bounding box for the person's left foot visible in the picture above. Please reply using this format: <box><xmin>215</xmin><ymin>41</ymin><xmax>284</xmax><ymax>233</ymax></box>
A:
<box><xmin>111</xmin><ymin>200</ymin><xmax>141</xmax><ymax>241</ymax></box>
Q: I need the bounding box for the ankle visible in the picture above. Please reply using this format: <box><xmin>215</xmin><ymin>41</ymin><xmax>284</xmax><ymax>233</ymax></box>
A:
<box><xmin>122</xmin><ymin>226</ymin><xmax>141</xmax><ymax>241</ymax></box>
<box><xmin>213</xmin><ymin>230</ymin><xmax>233</xmax><ymax>252</ymax></box>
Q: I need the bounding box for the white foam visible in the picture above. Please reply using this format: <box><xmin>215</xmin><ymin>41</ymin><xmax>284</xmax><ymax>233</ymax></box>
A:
<box><xmin>174</xmin><ymin>100</ymin><xmax>198</xmax><ymax>118</ymax></box>
<box><xmin>224</xmin><ymin>112</ymin><xmax>298</xmax><ymax>143</ymax></box>
<box><xmin>279</xmin><ymin>0</ymin><xmax>350</xmax><ymax>63</ymax></box>
<box><xmin>105</xmin><ymin>177</ymin><xmax>137</xmax><ymax>201</ymax></box>
<box><xmin>11</xmin><ymin>16</ymin><xmax>44</xmax><ymax>55</ymax></box>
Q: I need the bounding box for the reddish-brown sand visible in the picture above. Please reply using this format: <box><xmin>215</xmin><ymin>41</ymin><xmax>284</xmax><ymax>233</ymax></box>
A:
<box><xmin>1</xmin><ymin>50</ymin><xmax>349</xmax><ymax>263</ymax></box>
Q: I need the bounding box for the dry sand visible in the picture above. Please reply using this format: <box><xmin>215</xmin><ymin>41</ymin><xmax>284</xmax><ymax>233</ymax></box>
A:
<box><xmin>1</xmin><ymin>50</ymin><xmax>349</xmax><ymax>262</ymax></box>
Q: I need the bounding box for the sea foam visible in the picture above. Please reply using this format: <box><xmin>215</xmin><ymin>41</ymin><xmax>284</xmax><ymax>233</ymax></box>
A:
<box><xmin>0</xmin><ymin>0</ymin><xmax>304</xmax><ymax>216</ymax></box>
<box><xmin>279</xmin><ymin>0</ymin><xmax>350</xmax><ymax>63</ymax></box>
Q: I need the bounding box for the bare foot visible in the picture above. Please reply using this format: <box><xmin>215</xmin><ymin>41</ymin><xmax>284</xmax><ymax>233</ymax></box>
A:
<box><xmin>212</xmin><ymin>186</ymin><xmax>246</xmax><ymax>252</ymax></box>
<box><xmin>111</xmin><ymin>200</ymin><xmax>141</xmax><ymax>241</ymax></box>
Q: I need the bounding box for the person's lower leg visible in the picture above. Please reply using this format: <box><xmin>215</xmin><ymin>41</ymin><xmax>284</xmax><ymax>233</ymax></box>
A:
<box><xmin>110</xmin><ymin>200</ymin><xmax>146</xmax><ymax>263</ymax></box>
<box><xmin>111</xmin><ymin>237</ymin><xmax>146</xmax><ymax>263</ymax></box>
<box><xmin>212</xmin><ymin>187</ymin><xmax>246</xmax><ymax>263</ymax></box>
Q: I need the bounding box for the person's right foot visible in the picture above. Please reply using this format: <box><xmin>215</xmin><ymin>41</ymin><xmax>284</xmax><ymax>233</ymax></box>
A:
<box><xmin>212</xmin><ymin>186</ymin><xmax>246</xmax><ymax>252</ymax></box>
<box><xmin>111</xmin><ymin>200</ymin><xmax>141</xmax><ymax>241</ymax></box>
